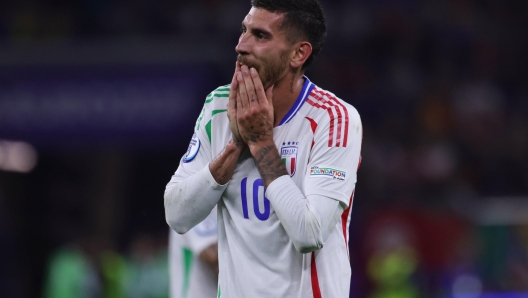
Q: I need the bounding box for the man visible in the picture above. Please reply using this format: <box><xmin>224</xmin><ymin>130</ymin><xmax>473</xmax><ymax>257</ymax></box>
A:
<box><xmin>168</xmin><ymin>208</ymin><xmax>218</xmax><ymax>298</ymax></box>
<box><xmin>165</xmin><ymin>0</ymin><xmax>362</xmax><ymax>297</ymax></box>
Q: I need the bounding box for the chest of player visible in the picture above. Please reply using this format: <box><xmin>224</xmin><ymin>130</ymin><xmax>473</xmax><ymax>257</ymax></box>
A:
<box><xmin>218</xmin><ymin>122</ymin><xmax>315</xmax><ymax>223</ymax></box>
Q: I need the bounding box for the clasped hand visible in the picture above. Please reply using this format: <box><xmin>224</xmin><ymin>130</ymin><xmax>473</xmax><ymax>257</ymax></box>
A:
<box><xmin>227</xmin><ymin>63</ymin><xmax>274</xmax><ymax>149</ymax></box>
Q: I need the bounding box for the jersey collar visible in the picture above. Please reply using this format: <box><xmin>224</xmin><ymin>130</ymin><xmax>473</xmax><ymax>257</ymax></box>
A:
<box><xmin>277</xmin><ymin>76</ymin><xmax>315</xmax><ymax>126</ymax></box>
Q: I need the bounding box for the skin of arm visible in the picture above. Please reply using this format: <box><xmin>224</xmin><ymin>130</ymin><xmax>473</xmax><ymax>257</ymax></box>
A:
<box><xmin>199</xmin><ymin>243</ymin><xmax>219</xmax><ymax>277</ymax></box>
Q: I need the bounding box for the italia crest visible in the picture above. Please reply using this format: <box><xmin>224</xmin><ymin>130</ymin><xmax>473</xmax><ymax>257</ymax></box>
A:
<box><xmin>281</xmin><ymin>141</ymin><xmax>298</xmax><ymax>177</ymax></box>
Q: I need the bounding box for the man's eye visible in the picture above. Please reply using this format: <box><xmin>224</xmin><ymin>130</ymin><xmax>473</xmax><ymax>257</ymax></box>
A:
<box><xmin>257</xmin><ymin>33</ymin><xmax>265</xmax><ymax>39</ymax></box>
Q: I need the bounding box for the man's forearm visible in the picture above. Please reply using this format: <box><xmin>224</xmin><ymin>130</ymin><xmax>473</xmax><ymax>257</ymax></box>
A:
<box><xmin>209</xmin><ymin>139</ymin><xmax>245</xmax><ymax>185</ymax></box>
<box><xmin>249</xmin><ymin>141</ymin><xmax>288</xmax><ymax>187</ymax></box>
<box><xmin>165</xmin><ymin>166</ymin><xmax>226</xmax><ymax>234</ymax></box>
<box><xmin>265</xmin><ymin>176</ymin><xmax>344</xmax><ymax>253</ymax></box>
<box><xmin>248</xmin><ymin>141</ymin><xmax>344</xmax><ymax>253</ymax></box>
<box><xmin>165</xmin><ymin>140</ymin><xmax>244</xmax><ymax>234</ymax></box>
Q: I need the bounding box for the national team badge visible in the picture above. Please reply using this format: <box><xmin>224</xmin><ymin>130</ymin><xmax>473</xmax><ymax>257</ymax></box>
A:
<box><xmin>280</xmin><ymin>141</ymin><xmax>298</xmax><ymax>177</ymax></box>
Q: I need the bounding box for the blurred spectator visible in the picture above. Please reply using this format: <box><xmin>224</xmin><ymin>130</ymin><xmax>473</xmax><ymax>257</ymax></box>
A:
<box><xmin>123</xmin><ymin>233</ymin><xmax>169</xmax><ymax>298</ymax></box>
<box><xmin>168</xmin><ymin>207</ymin><xmax>218</xmax><ymax>298</ymax></box>
<box><xmin>43</xmin><ymin>235</ymin><xmax>103</xmax><ymax>298</ymax></box>
<box><xmin>43</xmin><ymin>234</ymin><xmax>127</xmax><ymax>298</ymax></box>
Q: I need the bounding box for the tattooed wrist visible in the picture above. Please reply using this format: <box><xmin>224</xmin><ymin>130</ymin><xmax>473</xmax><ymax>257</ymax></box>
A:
<box><xmin>244</xmin><ymin>126</ymin><xmax>273</xmax><ymax>144</ymax></box>
<box><xmin>252</xmin><ymin>144</ymin><xmax>288</xmax><ymax>186</ymax></box>
<box><xmin>231</xmin><ymin>136</ymin><xmax>246</xmax><ymax>149</ymax></box>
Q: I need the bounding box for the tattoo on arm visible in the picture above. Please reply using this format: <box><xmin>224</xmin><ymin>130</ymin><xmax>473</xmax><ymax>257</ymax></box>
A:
<box><xmin>210</xmin><ymin>149</ymin><xmax>230</xmax><ymax>182</ymax></box>
<box><xmin>209</xmin><ymin>140</ymin><xmax>243</xmax><ymax>185</ymax></box>
<box><xmin>248</xmin><ymin>128</ymin><xmax>272</xmax><ymax>143</ymax></box>
<box><xmin>254</xmin><ymin>145</ymin><xmax>288</xmax><ymax>186</ymax></box>
<box><xmin>232</xmin><ymin>136</ymin><xmax>244</xmax><ymax>148</ymax></box>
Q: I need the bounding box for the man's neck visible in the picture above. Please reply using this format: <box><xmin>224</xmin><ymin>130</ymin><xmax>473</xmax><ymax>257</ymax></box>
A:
<box><xmin>271</xmin><ymin>72</ymin><xmax>305</xmax><ymax>127</ymax></box>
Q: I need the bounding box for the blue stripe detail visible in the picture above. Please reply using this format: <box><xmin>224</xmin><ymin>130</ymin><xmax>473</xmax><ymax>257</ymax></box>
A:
<box><xmin>278</xmin><ymin>77</ymin><xmax>314</xmax><ymax>126</ymax></box>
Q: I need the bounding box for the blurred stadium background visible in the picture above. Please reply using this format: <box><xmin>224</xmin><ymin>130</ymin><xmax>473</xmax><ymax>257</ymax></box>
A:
<box><xmin>0</xmin><ymin>0</ymin><xmax>527</xmax><ymax>297</ymax></box>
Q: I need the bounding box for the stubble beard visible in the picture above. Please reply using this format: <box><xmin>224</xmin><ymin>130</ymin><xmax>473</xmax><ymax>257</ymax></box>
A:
<box><xmin>237</xmin><ymin>53</ymin><xmax>288</xmax><ymax>89</ymax></box>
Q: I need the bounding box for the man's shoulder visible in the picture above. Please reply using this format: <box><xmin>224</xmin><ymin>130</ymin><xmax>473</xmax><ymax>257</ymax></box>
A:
<box><xmin>204</xmin><ymin>84</ymin><xmax>231</xmax><ymax>104</ymax></box>
<box><xmin>305</xmin><ymin>85</ymin><xmax>361</xmax><ymax>124</ymax></box>
<box><xmin>194</xmin><ymin>84</ymin><xmax>231</xmax><ymax>133</ymax></box>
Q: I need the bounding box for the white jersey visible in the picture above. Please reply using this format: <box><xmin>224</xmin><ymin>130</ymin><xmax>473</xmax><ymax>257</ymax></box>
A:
<box><xmin>173</xmin><ymin>77</ymin><xmax>362</xmax><ymax>298</ymax></box>
<box><xmin>168</xmin><ymin>207</ymin><xmax>218</xmax><ymax>298</ymax></box>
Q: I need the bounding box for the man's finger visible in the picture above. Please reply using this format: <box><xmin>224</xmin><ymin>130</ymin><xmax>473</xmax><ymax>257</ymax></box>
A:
<box><xmin>241</xmin><ymin>65</ymin><xmax>257</xmax><ymax>107</ymax></box>
<box><xmin>237</xmin><ymin>71</ymin><xmax>248</xmax><ymax>110</ymax></box>
<box><xmin>236</xmin><ymin>75</ymin><xmax>244</xmax><ymax>112</ymax></box>
<box><xmin>250</xmin><ymin>67</ymin><xmax>267</xmax><ymax>106</ymax></box>
<box><xmin>228</xmin><ymin>71</ymin><xmax>238</xmax><ymax>111</ymax></box>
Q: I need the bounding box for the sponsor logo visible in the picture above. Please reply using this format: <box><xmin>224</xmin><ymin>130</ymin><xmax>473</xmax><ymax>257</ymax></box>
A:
<box><xmin>309</xmin><ymin>166</ymin><xmax>346</xmax><ymax>180</ymax></box>
<box><xmin>183</xmin><ymin>133</ymin><xmax>200</xmax><ymax>163</ymax></box>
<box><xmin>280</xmin><ymin>141</ymin><xmax>298</xmax><ymax>177</ymax></box>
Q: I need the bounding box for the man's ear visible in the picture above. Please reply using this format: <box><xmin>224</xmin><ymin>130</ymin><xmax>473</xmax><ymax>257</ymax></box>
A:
<box><xmin>290</xmin><ymin>42</ymin><xmax>312</xmax><ymax>69</ymax></box>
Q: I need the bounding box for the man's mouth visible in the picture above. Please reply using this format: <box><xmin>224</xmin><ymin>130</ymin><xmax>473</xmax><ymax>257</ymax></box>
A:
<box><xmin>237</xmin><ymin>56</ymin><xmax>257</xmax><ymax>70</ymax></box>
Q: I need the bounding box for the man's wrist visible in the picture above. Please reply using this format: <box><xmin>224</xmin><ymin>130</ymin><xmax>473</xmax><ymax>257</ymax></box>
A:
<box><xmin>209</xmin><ymin>139</ymin><xmax>245</xmax><ymax>185</ymax></box>
<box><xmin>231</xmin><ymin>136</ymin><xmax>247</xmax><ymax>150</ymax></box>
<box><xmin>227</xmin><ymin>138</ymin><xmax>246</xmax><ymax>152</ymax></box>
<box><xmin>248</xmin><ymin>139</ymin><xmax>275</xmax><ymax>157</ymax></box>
<box><xmin>248</xmin><ymin>140</ymin><xmax>288</xmax><ymax>187</ymax></box>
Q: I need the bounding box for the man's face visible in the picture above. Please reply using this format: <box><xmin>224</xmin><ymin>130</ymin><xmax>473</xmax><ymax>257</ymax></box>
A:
<box><xmin>236</xmin><ymin>7</ymin><xmax>292</xmax><ymax>88</ymax></box>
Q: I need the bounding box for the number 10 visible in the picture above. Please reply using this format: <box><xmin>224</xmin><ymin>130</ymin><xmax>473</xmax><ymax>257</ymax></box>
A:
<box><xmin>241</xmin><ymin>177</ymin><xmax>270</xmax><ymax>221</ymax></box>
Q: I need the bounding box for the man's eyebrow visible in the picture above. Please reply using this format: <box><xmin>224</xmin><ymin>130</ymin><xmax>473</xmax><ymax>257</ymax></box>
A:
<box><xmin>241</xmin><ymin>20</ymin><xmax>272</xmax><ymax>38</ymax></box>
<box><xmin>250</xmin><ymin>27</ymin><xmax>272</xmax><ymax>38</ymax></box>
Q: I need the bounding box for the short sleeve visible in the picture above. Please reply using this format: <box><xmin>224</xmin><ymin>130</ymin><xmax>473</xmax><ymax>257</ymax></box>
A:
<box><xmin>303</xmin><ymin>105</ymin><xmax>362</xmax><ymax>208</ymax></box>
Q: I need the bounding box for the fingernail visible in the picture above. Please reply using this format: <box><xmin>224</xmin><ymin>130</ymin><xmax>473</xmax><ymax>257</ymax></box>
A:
<box><xmin>250</xmin><ymin>68</ymin><xmax>256</xmax><ymax>75</ymax></box>
<box><xmin>237</xmin><ymin>72</ymin><xmax>243</xmax><ymax>80</ymax></box>
<box><xmin>241</xmin><ymin>65</ymin><xmax>248</xmax><ymax>74</ymax></box>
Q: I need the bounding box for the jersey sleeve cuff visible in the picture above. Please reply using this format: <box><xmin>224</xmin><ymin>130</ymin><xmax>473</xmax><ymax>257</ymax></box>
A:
<box><xmin>204</xmin><ymin>162</ymin><xmax>230</xmax><ymax>188</ymax></box>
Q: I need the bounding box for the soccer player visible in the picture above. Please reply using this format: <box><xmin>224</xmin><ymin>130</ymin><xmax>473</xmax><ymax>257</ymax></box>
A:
<box><xmin>165</xmin><ymin>0</ymin><xmax>362</xmax><ymax>297</ymax></box>
<box><xmin>168</xmin><ymin>208</ymin><xmax>218</xmax><ymax>298</ymax></box>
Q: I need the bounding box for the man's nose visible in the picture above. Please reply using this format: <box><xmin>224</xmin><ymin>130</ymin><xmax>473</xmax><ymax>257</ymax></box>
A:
<box><xmin>235</xmin><ymin>33</ymin><xmax>250</xmax><ymax>55</ymax></box>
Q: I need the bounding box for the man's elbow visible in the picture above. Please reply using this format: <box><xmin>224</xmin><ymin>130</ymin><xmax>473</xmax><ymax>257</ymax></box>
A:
<box><xmin>293</xmin><ymin>238</ymin><xmax>323</xmax><ymax>254</ymax></box>
<box><xmin>292</xmin><ymin>210</ymin><xmax>325</xmax><ymax>253</ymax></box>
<box><xmin>164</xmin><ymin>195</ymin><xmax>191</xmax><ymax>234</ymax></box>
<box><xmin>166</xmin><ymin>216</ymin><xmax>191</xmax><ymax>235</ymax></box>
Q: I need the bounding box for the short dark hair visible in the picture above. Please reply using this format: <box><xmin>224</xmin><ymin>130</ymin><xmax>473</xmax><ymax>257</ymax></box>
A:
<box><xmin>251</xmin><ymin>0</ymin><xmax>327</xmax><ymax>70</ymax></box>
